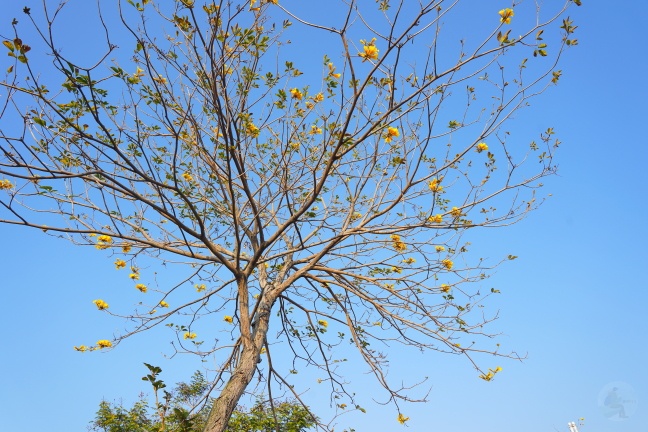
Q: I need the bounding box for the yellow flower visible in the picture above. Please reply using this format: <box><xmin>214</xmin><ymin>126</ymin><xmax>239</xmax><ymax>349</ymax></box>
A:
<box><xmin>152</xmin><ymin>75</ymin><xmax>167</xmax><ymax>85</ymax></box>
<box><xmin>114</xmin><ymin>259</ymin><xmax>126</xmax><ymax>270</ymax></box>
<box><xmin>184</xmin><ymin>332</ymin><xmax>197</xmax><ymax>340</ymax></box>
<box><xmin>129</xmin><ymin>273</ymin><xmax>140</xmax><ymax>280</ymax></box>
<box><xmin>224</xmin><ymin>315</ymin><xmax>234</xmax><ymax>324</ymax></box>
<box><xmin>95</xmin><ymin>235</ymin><xmax>113</xmax><ymax>250</ymax></box>
<box><xmin>97</xmin><ymin>339</ymin><xmax>112</xmax><ymax>349</ymax></box>
<box><xmin>327</xmin><ymin>62</ymin><xmax>342</xmax><ymax>79</ymax></box>
<box><xmin>428</xmin><ymin>178</ymin><xmax>443</xmax><ymax>192</ymax></box>
<box><xmin>359</xmin><ymin>38</ymin><xmax>379</xmax><ymax>61</ymax></box>
<box><xmin>266</xmin><ymin>0</ymin><xmax>278</xmax><ymax>4</ymax></box>
<box><xmin>260</xmin><ymin>347</ymin><xmax>267</xmax><ymax>353</ymax></box>
<box><xmin>450</xmin><ymin>207</ymin><xmax>462</xmax><ymax>217</ymax></box>
<box><xmin>182</xmin><ymin>172</ymin><xmax>193</xmax><ymax>182</ymax></box>
<box><xmin>499</xmin><ymin>8</ymin><xmax>514</xmax><ymax>24</ymax></box>
<box><xmin>391</xmin><ymin>266</ymin><xmax>402</xmax><ymax>274</ymax></box>
<box><xmin>476</xmin><ymin>142</ymin><xmax>489</xmax><ymax>153</ymax></box>
<box><xmin>195</xmin><ymin>284</ymin><xmax>206</xmax><ymax>292</ymax></box>
<box><xmin>350</xmin><ymin>211</ymin><xmax>362</xmax><ymax>221</ymax></box>
<box><xmin>290</xmin><ymin>88</ymin><xmax>303</xmax><ymax>100</ymax></box>
<box><xmin>135</xmin><ymin>283</ymin><xmax>147</xmax><ymax>293</ymax></box>
<box><xmin>402</xmin><ymin>257</ymin><xmax>416</xmax><ymax>264</ymax></box>
<box><xmin>93</xmin><ymin>299</ymin><xmax>109</xmax><ymax>310</ymax></box>
<box><xmin>310</xmin><ymin>125</ymin><xmax>323</xmax><ymax>135</ymax></box>
<box><xmin>435</xmin><ymin>245</ymin><xmax>445</xmax><ymax>252</ymax></box>
<box><xmin>397</xmin><ymin>413</ymin><xmax>410</xmax><ymax>424</ymax></box>
<box><xmin>246</xmin><ymin>122</ymin><xmax>260</xmax><ymax>137</ymax></box>
<box><xmin>383</xmin><ymin>126</ymin><xmax>400</xmax><ymax>143</ymax></box>
<box><xmin>122</xmin><ymin>244</ymin><xmax>132</xmax><ymax>253</ymax></box>
<box><xmin>318</xmin><ymin>319</ymin><xmax>328</xmax><ymax>327</ymax></box>
<box><xmin>442</xmin><ymin>259</ymin><xmax>454</xmax><ymax>270</ymax></box>
<box><xmin>440</xmin><ymin>283</ymin><xmax>451</xmax><ymax>293</ymax></box>
<box><xmin>313</xmin><ymin>92</ymin><xmax>324</xmax><ymax>103</ymax></box>
<box><xmin>74</xmin><ymin>345</ymin><xmax>88</xmax><ymax>352</ymax></box>
<box><xmin>494</xmin><ymin>366</ymin><xmax>503</xmax><ymax>372</ymax></box>
<box><xmin>0</xmin><ymin>179</ymin><xmax>14</xmax><ymax>190</ymax></box>
<box><xmin>390</xmin><ymin>234</ymin><xmax>407</xmax><ymax>252</ymax></box>
<box><xmin>159</xmin><ymin>301</ymin><xmax>169</xmax><ymax>308</ymax></box>
<box><xmin>479</xmin><ymin>371</ymin><xmax>494</xmax><ymax>381</ymax></box>
<box><xmin>428</xmin><ymin>214</ymin><xmax>443</xmax><ymax>223</ymax></box>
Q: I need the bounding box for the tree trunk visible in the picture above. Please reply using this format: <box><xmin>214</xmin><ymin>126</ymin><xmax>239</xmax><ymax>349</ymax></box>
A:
<box><xmin>202</xmin><ymin>297</ymin><xmax>273</xmax><ymax>432</ymax></box>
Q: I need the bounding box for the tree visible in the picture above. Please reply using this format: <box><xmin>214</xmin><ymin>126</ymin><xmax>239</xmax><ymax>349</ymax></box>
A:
<box><xmin>0</xmin><ymin>1</ymin><xmax>582</xmax><ymax>430</ymax></box>
<box><xmin>90</xmin><ymin>364</ymin><xmax>316</xmax><ymax>431</ymax></box>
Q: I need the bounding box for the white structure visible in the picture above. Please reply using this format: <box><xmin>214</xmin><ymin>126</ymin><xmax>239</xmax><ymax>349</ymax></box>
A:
<box><xmin>567</xmin><ymin>421</ymin><xmax>579</xmax><ymax>432</ymax></box>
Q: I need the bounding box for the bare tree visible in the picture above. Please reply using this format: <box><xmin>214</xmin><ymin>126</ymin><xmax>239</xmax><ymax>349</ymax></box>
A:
<box><xmin>0</xmin><ymin>0</ymin><xmax>581</xmax><ymax>430</ymax></box>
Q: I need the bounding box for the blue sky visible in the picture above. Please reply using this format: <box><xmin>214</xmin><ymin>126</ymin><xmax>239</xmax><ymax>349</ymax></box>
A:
<box><xmin>1</xmin><ymin>1</ymin><xmax>647</xmax><ymax>431</ymax></box>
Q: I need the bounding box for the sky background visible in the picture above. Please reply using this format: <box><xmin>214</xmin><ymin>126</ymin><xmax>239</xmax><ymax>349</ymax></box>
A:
<box><xmin>1</xmin><ymin>1</ymin><xmax>647</xmax><ymax>431</ymax></box>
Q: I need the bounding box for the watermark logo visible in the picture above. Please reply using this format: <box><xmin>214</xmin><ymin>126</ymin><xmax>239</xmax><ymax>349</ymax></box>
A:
<box><xmin>597</xmin><ymin>381</ymin><xmax>638</xmax><ymax>421</ymax></box>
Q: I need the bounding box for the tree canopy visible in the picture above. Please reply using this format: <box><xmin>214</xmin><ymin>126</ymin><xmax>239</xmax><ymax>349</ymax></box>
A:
<box><xmin>0</xmin><ymin>0</ymin><xmax>581</xmax><ymax>430</ymax></box>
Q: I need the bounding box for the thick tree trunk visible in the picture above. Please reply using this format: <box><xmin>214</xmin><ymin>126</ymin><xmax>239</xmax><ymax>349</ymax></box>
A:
<box><xmin>202</xmin><ymin>296</ymin><xmax>273</xmax><ymax>432</ymax></box>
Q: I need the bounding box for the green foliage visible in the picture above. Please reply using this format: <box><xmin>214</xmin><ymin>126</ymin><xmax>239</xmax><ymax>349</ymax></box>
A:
<box><xmin>226</xmin><ymin>400</ymin><xmax>316</xmax><ymax>432</ymax></box>
<box><xmin>89</xmin><ymin>364</ymin><xmax>315</xmax><ymax>432</ymax></box>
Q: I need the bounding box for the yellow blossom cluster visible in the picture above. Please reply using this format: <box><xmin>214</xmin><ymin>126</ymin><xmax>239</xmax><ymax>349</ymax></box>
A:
<box><xmin>327</xmin><ymin>62</ymin><xmax>342</xmax><ymax>79</ymax></box>
<box><xmin>435</xmin><ymin>245</ymin><xmax>445</xmax><ymax>252</ymax></box>
<box><xmin>440</xmin><ymin>283</ymin><xmax>451</xmax><ymax>293</ymax></box>
<box><xmin>129</xmin><ymin>272</ymin><xmax>140</xmax><ymax>280</ymax></box>
<box><xmin>318</xmin><ymin>319</ymin><xmax>328</xmax><ymax>327</ymax></box>
<box><xmin>313</xmin><ymin>92</ymin><xmax>324</xmax><ymax>103</ymax></box>
<box><xmin>97</xmin><ymin>339</ymin><xmax>112</xmax><ymax>349</ymax></box>
<box><xmin>397</xmin><ymin>413</ymin><xmax>410</xmax><ymax>424</ymax></box>
<box><xmin>442</xmin><ymin>259</ymin><xmax>454</xmax><ymax>270</ymax></box>
<box><xmin>93</xmin><ymin>299</ymin><xmax>109</xmax><ymax>310</ymax></box>
<box><xmin>476</xmin><ymin>142</ymin><xmax>489</xmax><ymax>153</ymax></box>
<box><xmin>114</xmin><ymin>259</ymin><xmax>126</xmax><ymax>270</ymax></box>
<box><xmin>135</xmin><ymin>283</ymin><xmax>147</xmax><ymax>293</ymax></box>
<box><xmin>390</xmin><ymin>234</ymin><xmax>407</xmax><ymax>252</ymax></box>
<box><xmin>428</xmin><ymin>178</ymin><xmax>443</xmax><ymax>193</ymax></box>
<box><xmin>159</xmin><ymin>300</ymin><xmax>169</xmax><ymax>308</ymax></box>
<box><xmin>246</xmin><ymin>122</ymin><xmax>260</xmax><ymax>137</ymax></box>
<box><xmin>383</xmin><ymin>126</ymin><xmax>399</xmax><ymax>143</ymax></box>
<box><xmin>450</xmin><ymin>207</ymin><xmax>463</xmax><ymax>217</ymax></box>
<box><xmin>74</xmin><ymin>345</ymin><xmax>88</xmax><ymax>352</ymax></box>
<box><xmin>0</xmin><ymin>179</ymin><xmax>13</xmax><ymax>190</ymax></box>
<box><xmin>499</xmin><ymin>8</ymin><xmax>514</xmax><ymax>24</ymax></box>
<box><xmin>182</xmin><ymin>172</ymin><xmax>193</xmax><ymax>182</ymax></box>
<box><xmin>224</xmin><ymin>315</ymin><xmax>233</xmax><ymax>324</ymax></box>
<box><xmin>479</xmin><ymin>366</ymin><xmax>503</xmax><ymax>381</ymax></box>
<box><xmin>95</xmin><ymin>235</ymin><xmax>113</xmax><ymax>250</ymax></box>
<box><xmin>122</xmin><ymin>244</ymin><xmax>132</xmax><ymax>253</ymax></box>
<box><xmin>184</xmin><ymin>332</ymin><xmax>197</xmax><ymax>340</ymax></box>
<box><xmin>428</xmin><ymin>214</ymin><xmax>443</xmax><ymax>223</ymax></box>
<box><xmin>195</xmin><ymin>283</ymin><xmax>206</xmax><ymax>292</ymax></box>
<box><xmin>402</xmin><ymin>257</ymin><xmax>416</xmax><ymax>264</ymax></box>
<box><xmin>359</xmin><ymin>38</ymin><xmax>379</xmax><ymax>61</ymax></box>
<box><xmin>290</xmin><ymin>88</ymin><xmax>303</xmax><ymax>100</ymax></box>
<box><xmin>310</xmin><ymin>125</ymin><xmax>323</xmax><ymax>135</ymax></box>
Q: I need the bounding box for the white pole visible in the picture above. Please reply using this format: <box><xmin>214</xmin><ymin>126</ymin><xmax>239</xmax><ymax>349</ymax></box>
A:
<box><xmin>567</xmin><ymin>421</ymin><xmax>579</xmax><ymax>432</ymax></box>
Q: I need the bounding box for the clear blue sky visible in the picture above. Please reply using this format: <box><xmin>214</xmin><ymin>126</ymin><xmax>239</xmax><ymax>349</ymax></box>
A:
<box><xmin>1</xmin><ymin>1</ymin><xmax>647</xmax><ymax>431</ymax></box>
